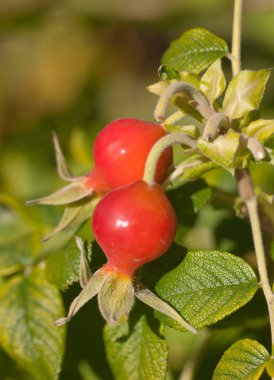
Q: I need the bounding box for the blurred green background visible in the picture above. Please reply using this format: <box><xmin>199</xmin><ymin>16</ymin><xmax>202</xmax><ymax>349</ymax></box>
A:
<box><xmin>0</xmin><ymin>0</ymin><xmax>274</xmax><ymax>379</ymax></box>
<box><xmin>1</xmin><ymin>0</ymin><xmax>274</xmax><ymax>200</ymax></box>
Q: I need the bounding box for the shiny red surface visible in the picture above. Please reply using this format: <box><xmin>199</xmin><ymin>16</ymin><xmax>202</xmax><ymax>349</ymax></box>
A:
<box><xmin>84</xmin><ymin>167</ymin><xmax>111</xmax><ymax>195</ymax></box>
<box><xmin>93</xmin><ymin>118</ymin><xmax>172</xmax><ymax>188</ymax></box>
<box><xmin>92</xmin><ymin>180</ymin><xmax>177</xmax><ymax>276</ymax></box>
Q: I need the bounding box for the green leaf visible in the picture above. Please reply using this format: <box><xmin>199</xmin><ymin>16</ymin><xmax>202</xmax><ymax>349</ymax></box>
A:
<box><xmin>162</xmin><ymin>28</ymin><xmax>229</xmax><ymax>74</ymax></box>
<box><xmin>223</xmin><ymin>69</ymin><xmax>271</xmax><ymax>120</ymax></box>
<box><xmin>178</xmin><ymin>71</ymin><xmax>200</xmax><ymax>88</ymax></box>
<box><xmin>46</xmin><ymin>224</ymin><xmax>92</xmax><ymax>290</ymax></box>
<box><xmin>200</xmin><ymin>59</ymin><xmax>226</xmax><ymax>103</ymax></box>
<box><xmin>0</xmin><ymin>234</ymin><xmax>36</xmax><ymax>276</ymax></box>
<box><xmin>155</xmin><ymin>250</ymin><xmax>258</xmax><ymax>330</ymax></box>
<box><xmin>191</xmin><ymin>187</ymin><xmax>212</xmax><ymax>212</ymax></box>
<box><xmin>179</xmin><ymin>155</ymin><xmax>219</xmax><ymax>181</ymax></box>
<box><xmin>0</xmin><ymin>206</ymin><xmax>38</xmax><ymax>275</ymax></box>
<box><xmin>212</xmin><ymin>339</ymin><xmax>270</xmax><ymax>379</ymax></box>
<box><xmin>158</xmin><ymin>64</ymin><xmax>180</xmax><ymax>80</ymax></box>
<box><xmin>78</xmin><ymin>360</ymin><xmax>102</xmax><ymax>380</ymax></box>
<box><xmin>244</xmin><ymin>119</ymin><xmax>274</xmax><ymax>143</ymax></box>
<box><xmin>198</xmin><ymin>129</ymin><xmax>250</xmax><ymax>172</ymax></box>
<box><xmin>104</xmin><ymin>313</ymin><xmax>168</xmax><ymax>380</ymax></box>
<box><xmin>0</xmin><ymin>269</ymin><xmax>65</xmax><ymax>380</ymax></box>
<box><xmin>46</xmin><ymin>238</ymin><xmax>84</xmax><ymax>290</ymax></box>
<box><xmin>165</xmin><ymin>124</ymin><xmax>200</xmax><ymax>138</ymax></box>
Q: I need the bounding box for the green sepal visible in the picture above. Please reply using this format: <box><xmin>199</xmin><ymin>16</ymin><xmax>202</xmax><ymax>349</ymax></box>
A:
<box><xmin>223</xmin><ymin>69</ymin><xmax>271</xmax><ymax>120</ymax></box>
<box><xmin>198</xmin><ymin>129</ymin><xmax>251</xmax><ymax>172</ymax></box>
<box><xmin>243</xmin><ymin>119</ymin><xmax>274</xmax><ymax>143</ymax></box>
<box><xmin>98</xmin><ymin>272</ymin><xmax>135</xmax><ymax>324</ymax></box>
<box><xmin>213</xmin><ymin>339</ymin><xmax>270</xmax><ymax>379</ymax></box>
<box><xmin>162</xmin><ymin>28</ymin><xmax>229</xmax><ymax>74</ymax></box>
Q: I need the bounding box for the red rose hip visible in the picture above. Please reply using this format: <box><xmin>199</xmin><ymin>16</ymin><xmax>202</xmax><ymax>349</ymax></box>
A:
<box><xmin>91</xmin><ymin>118</ymin><xmax>172</xmax><ymax>188</ymax></box>
<box><xmin>92</xmin><ymin>180</ymin><xmax>177</xmax><ymax>276</ymax></box>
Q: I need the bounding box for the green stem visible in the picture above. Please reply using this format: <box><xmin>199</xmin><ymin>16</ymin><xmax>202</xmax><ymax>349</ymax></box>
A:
<box><xmin>231</xmin><ymin>0</ymin><xmax>243</xmax><ymax>76</ymax></box>
<box><xmin>232</xmin><ymin>0</ymin><xmax>274</xmax><ymax>359</ymax></box>
<box><xmin>153</xmin><ymin>81</ymin><xmax>213</xmax><ymax>123</ymax></box>
<box><xmin>235</xmin><ymin>170</ymin><xmax>274</xmax><ymax>356</ymax></box>
<box><xmin>202</xmin><ymin>113</ymin><xmax>229</xmax><ymax>142</ymax></box>
<box><xmin>143</xmin><ymin>132</ymin><xmax>197</xmax><ymax>185</ymax></box>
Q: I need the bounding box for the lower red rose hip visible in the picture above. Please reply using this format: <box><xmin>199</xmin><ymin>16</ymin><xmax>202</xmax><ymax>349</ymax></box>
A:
<box><xmin>92</xmin><ymin>180</ymin><xmax>177</xmax><ymax>276</ymax></box>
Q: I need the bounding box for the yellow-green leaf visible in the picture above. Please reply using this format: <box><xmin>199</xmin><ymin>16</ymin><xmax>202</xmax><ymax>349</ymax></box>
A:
<box><xmin>213</xmin><ymin>339</ymin><xmax>270</xmax><ymax>379</ymax></box>
<box><xmin>244</xmin><ymin>119</ymin><xmax>274</xmax><ymax>143</ymax></box>
<box><xmin>200</xmin><ymin>59</ymin><xmax>226</xmax><ymax>103</ymax></box>
<box><xmin>0</xmin><ymin>269</ymin><xmax>65</xmax><ymax>380</ymax></box>
<box><xmin>198</xmin><ymin>129</ymin><xmax>250</xmax><ymax>172</ymax></box>
<box><xmin>223</xmin><ymin>69</ymin><xmax>271</xmax><ymax>120</ymax></box>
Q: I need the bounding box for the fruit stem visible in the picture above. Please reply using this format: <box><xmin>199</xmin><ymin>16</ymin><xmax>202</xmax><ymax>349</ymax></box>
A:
<box><xmin>232</xmin><ymin>0</ymin><xmax>274</xmax><ymax>360</ymax></box>
<box><xmin>231</xmin><ymin>0</ymin><xmax>242</xmax><ymax>76</ymax></box>
<box><xmin>153</xmin><ymin>81</ymin><xmax>213</xmax><ymax>123</ymax></box>
<box><xmin>235</xmin><ymin>169</ymin><xmax>274</xmax><ymax>356</ymax></box>
<box><xmin>143</xmin><ymin>132</ymin><xmax>197</xmax><ymax>185</ymax></box>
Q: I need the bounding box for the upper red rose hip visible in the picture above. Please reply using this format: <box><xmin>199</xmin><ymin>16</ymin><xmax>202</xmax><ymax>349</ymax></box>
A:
<box><xmin>92</xmin><ymin>180</ymin><xmax>177</xmax><ymax>276</ymax></box>
<box><xmin>91</xmin><ymin>118</ymin><xmax>173</xmax><ymax>189</ymax></box>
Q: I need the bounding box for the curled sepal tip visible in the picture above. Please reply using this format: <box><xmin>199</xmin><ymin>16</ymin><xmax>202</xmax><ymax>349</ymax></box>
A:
<box><xmin>54</xmin><ymin>268</ymin><xmax>106</xmax><ymax>326</ymax></box>
<box><xmin>134</xmin><ymin>282</ymin><xmax>198</xmax><ymax>334</ymax></box>
<box><xmin>52</xmin><ymin>131</ymin><xmax>84</xmax><ymax>182</ymax></box>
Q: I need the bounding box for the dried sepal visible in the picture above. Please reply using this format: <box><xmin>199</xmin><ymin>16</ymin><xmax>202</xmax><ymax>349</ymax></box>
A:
<box><xmin>52</xmin><ymin>131</ymin><xmax>84</xmax><ymax>182</ymax></box>
<box><xmin>42</xmin><ymin>196</ymin><xmax>99</xmax><ymax>242</ymax></box>
<box><xmin>55</xmin><ymin>268</ymin><xmax>106</xmax><ymax>326</ymax></box>
<box><xmin>25</xmin><ymin>182</ymin><xmax>93</xmax><ymax>206</ymax></box>
<box><xmin>134</xmin><ymin>282</ymin><xmax>197</xmax><ymax>334</ymax></box>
